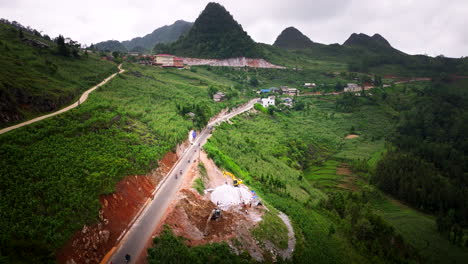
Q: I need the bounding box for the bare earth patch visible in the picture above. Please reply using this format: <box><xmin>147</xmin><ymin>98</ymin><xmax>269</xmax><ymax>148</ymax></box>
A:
<box><xmin>336</xmin><ymin>166</ymin><xmax>359</xmax><ymax>191</ymax></box>
<box><xmin>57</xmin><ymin>149</ymin><xmax>183</xmax><ymax>264</ymax></box>
<box><xmin>148</xmin><ymin>151</ymin><xmax>294</xmax><ymax>262</ymax></box>
<box><xmin>57</xmin><ymin>175</ymin><xmax>155</xmax><ymax>264</ymax></box>
<box><xmin>345</xmin><ymin>134</ymin><xmax>360</xmax><ymax>139</ymax></box>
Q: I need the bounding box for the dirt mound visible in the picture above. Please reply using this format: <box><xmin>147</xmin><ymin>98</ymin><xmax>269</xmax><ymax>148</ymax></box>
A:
<box><xmin>158</xmin><ymin>188</ymin><xmax>266</xmax><ymax>260</ymax></box>
<box><xmin>57</xmin><ymin>175</ymin><xmax>155</xmax><ymax>264</ymax></box>
<box><xmin>169</xmin><ymin>189</ymin><xmax>238</xmax><ymax>241</ymax></box>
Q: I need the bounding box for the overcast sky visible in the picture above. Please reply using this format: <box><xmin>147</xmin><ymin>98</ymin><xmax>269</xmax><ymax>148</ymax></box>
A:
<box><xmin>1</xmin><ymin>0</ymin><xmax>467</xmax><ymax>57</ymax></box>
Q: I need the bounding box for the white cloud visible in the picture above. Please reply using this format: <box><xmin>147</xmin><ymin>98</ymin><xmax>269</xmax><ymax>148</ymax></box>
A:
<box><xmin>0</xmin><ymin>0</ymin><xmax>466</xmax><ymax>57</ymax></box>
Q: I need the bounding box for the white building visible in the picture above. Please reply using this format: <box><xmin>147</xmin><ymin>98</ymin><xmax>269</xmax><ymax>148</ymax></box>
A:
<box><xmin>213</xmin><ymin>92</ymin><xmax>226</xmax><ymax>102</ymax></box>
<box><xmin>304</xmin><ymin>83</ymin><xmax>316</xmax><ymax>88</ymax></box>
<box><xmin>344</xmin><ymin>83</ymin><xmax>362</xmax><ymax>92</ymax></box>
<box><xmin>260</xmin><ymin>96</ymin><xmax>275</xmax><ymax>108</ymax></box>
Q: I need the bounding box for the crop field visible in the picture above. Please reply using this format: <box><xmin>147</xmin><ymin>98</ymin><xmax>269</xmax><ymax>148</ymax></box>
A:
<box><xmin>203</xmin><ymin>92</ymin><xmax>404</xmax><ymax>262</ymax></box>
<box><xmin>0</xmin><ymin>63</ymin><xmax>248</xmax><ymax>262</ymax></box>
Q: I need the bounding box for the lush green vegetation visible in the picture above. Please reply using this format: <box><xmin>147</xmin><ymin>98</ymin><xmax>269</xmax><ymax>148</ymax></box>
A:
<box><xmin>0</xmin><ymin>63</ymin><xmax>248</xmax><ymax>263</ymax></box>
<box><xmin>273</xmin><ymin>27</ymin><xmax>314</xmax><ymax>50</ymax></box>
<box><xmin>372</xmin><ymin>196</ymin><xmax>468</xmax><ymax>264</ymax></box>
<box><xmin>0</xmin><ymin>22</ymin><xmax>118</xmax><ymax>127</ymax></box>
<box><xmin>203</xmin><ymin>93</ymin><xmax>426</xmax><ymax>262</ymax></box>
<box><xmin>204</xmin><ymin>78</ymin><xmax>468</xmax><ymax>263</ymax></box>
<box><xmin>372</xmin><ymin>79</ymin><xmax>468</xmax><ymax>242</ymax></box>
<box><xmin>193</xmin><ymin>163</ymin><xmax>208</xmax><ymax>195</ymax></box>
<box><xmin>195</xmin><ymin>65</ymin><xmax>355</xmax><ymax>94</ymax></box>
<box><xmin>252</xmin><ymin>209</ymin><xmax>289</xmax><ymax>250</ymax></box>
<box><xmin>155</xmin><ymin>3</ymin><xmax>263</xmax><ymax>59</ymax></box>
<box><xmin>147</xmin><ymin>226</ymin><xmax>253</xmax><ymax>263</ymax></box>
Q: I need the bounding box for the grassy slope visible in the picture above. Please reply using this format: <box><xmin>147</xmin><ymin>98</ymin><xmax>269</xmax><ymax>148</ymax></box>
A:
<box><xmin>0</xmin><ymin>23</ymin><xmax>117</xmax><ymax>127</ymax></box>
<box><xmin>204</xmin><ymin>88</ymin><xmax>468</xmax><ymax>262</ymax></box>
<box><xmin>260</xmin><ymin>43</ymin><xmax>347</xmax><ymax>72</ymax></box>
<box><xmin>372</xmin><ymin>197</ymin><xmax>468</xmax><ymax>264</ymax></box>
<box><xmin>0</xmin><ymin>63</ymin><xmax>247</xmax><ymax>263</ymax></box>
<box><xmin>204</xmin><ymin>95</ymin><xmax>394</xmax><ymax>263</ymax></box>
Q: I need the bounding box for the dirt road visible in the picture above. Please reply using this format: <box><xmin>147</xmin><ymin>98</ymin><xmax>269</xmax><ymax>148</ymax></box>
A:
<box><xmin>105</xmin><ymin>99</ymin><xmax>257</xmax><ymax>264</ymax></box>
<box><xmin>278</xmin><ymin>212</ymin><xmax>296</xmax><ymax>260</ymax></box>
<box><xmin>0</xmin><ymin>64</ymin><xmax>124</xmax><ymax>135</ymax></box>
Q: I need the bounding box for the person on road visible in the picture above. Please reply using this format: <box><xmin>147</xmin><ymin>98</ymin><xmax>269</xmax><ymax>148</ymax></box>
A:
<box><xmin>180</xmin><ymin>169</ymin><xmax>182</xmax><ymax>175</ymax></box>
<box><xmin>175</xmin><ymin>174</ymin><xmax>178</xmax><ymax>179</ymax></box>
<box><xmin>125</xmin><ymin>253</ymin><xmax>131</xmax><ymax>263</ymax></box>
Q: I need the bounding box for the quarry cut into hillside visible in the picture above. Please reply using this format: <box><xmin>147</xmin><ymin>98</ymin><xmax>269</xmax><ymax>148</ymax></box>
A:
<box><xmin>182</xmin><ymin>57</ymin><xmax>286</xmax><ymax>69</ymax></box>
<box><xmin>145</xmin><ymin>151</ymin><xmax>295</xmax><ymax>263</ymax></box>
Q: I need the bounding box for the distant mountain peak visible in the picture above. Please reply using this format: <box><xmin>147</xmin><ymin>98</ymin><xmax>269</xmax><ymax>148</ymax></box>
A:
<box><xmin>95</xmin><ymin>20</ymin><xmax>193</xmax><ymax>53</ymax></box>
<box><xmin>343</xmin><ymin>32</ymin><xmax>392</xmax><ymax>49</ymax></box>
<box><xmin>274</xmin><ymin>27</ymin><xmax>314</xmax><ymax>50</ymax></box>
<box><xmin>165</xmin><ymin>2</ymin><xmax>262</xmax><ymax>59</ymax></box>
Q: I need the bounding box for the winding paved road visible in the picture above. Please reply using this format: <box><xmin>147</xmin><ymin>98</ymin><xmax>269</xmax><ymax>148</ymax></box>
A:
<box><xmin>107</xmin><ymin>99</ymin><xmax>257</xmax><ymax>264</ymax></box>
<box><xmin>0</xmin><ymin>64</ymin><xmax>124</xmax><ymax>135</ymax></box>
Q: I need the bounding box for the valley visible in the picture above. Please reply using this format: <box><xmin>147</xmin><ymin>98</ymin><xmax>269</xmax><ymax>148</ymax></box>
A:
<box><xmin>1</xmin><ymin>2</ymin><xmax>468</xmax><ymax>264</ymax></box>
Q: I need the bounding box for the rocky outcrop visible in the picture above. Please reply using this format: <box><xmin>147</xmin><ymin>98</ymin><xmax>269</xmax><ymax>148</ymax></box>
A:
<box><xmin>182</xmin><ymin>57</ymin><xmax>285</xmax><ymax>69</ymax></box>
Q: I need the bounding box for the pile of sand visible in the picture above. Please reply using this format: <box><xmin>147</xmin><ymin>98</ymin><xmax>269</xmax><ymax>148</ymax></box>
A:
<box><xmin>210</xmin><ymin>184</ymin><xmax>253</xmax><ymax>208</ymax></box>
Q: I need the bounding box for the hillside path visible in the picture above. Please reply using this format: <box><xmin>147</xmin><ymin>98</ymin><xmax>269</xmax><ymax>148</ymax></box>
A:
<box><xmin>106</xmin><ymin>99</ymin><xmax>258</xmax><ymax>264</ymax></box>
<box><xmin>278</xmin><ymin>211</ymin><xmax>296</xmax><ymax>260</ymax></box>
<box><xmin>0</xmin><ymin>64</ymin><xmax>125</xmax><ymax>135</ymax></box>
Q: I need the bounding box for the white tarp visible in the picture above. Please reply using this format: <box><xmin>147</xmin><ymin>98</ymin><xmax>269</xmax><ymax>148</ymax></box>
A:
<box><xmin>210</xmin><ymin>184</ymin><xmax>253</xmax><ymax>208</ymax></box>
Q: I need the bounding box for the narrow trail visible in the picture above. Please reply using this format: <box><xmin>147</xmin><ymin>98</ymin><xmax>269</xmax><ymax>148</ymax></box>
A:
<box><xmin>278</xmin><ymin>212</ymin><xmax>296</xmax><ymax>260</ymax></box>
<box><xmin>0</xmin><ymin>64</ymin><xmax>125</xmax><ymax>135</ymax></box>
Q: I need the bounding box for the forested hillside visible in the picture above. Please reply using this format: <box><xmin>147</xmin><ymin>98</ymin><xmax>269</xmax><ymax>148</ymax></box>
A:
<box><xmin>0</xmin><ymin>21</ymin><xmax>117</xmax><ymax>128</ymax></box>
<box><xmin>0</xmin><ymin>63</ymin><xmax>247</xmax><ymax>263</ymax></box>
<box><xmin>373</xmin><ymin>79</ymin><xmax>468</xmax><ymax>243</ymax></box>
<box><xmin>94</xmin><ymin>20</ymin><xmax>193</xmax><ymax>53</ymax></box>
<box><xmin>94</xmin><ymin>40</ymin><xmax>127</xmax><ymax>52</ymax></box>
<box><xmin>155</xmin><ymin>2</ymin><xmax>263</xmax><ymax>59</ymax></box>
<box><xmin>273</xmin><ymin>27</ymin><xmax>314</xmax><ymax>50</ymax></box>
<box><xmin>122</xmin><ymin>20</ymin><xmax>192</xmax><ymax>51</ymax></box>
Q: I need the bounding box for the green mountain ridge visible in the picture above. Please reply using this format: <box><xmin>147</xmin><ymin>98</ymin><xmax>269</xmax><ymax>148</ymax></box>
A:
<box><xmin>94</xmin><ymin>40</ymin><xmax>127</xmax><ymax>53</ymax></box>
<box><xmin>156</xmin><ymin>2</ymin><xmax>263</xmax><ymax>59</ymax></box>
<box><xmin>122</xmin><ymin>20</ymin><xmax>193</xmax><ymax>51</ymax></box>
<box><xmin>94</xmin><ymin>20</ymin><xmax>193</xmax><ymax>53</ymax></box>
<box><xmin>273</xmin><ymin>26</ymin><xmax>314</xmax><ymax>50</ymax></box>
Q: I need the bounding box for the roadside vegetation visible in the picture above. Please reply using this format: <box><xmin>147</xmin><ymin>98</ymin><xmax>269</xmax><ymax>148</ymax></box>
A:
<box><xmin>193</xmin><ymin>163</ymin><xmax>208</xmax><ymax>195</ymax></box>
<box><xmin>0</xmin><ymin>22</ymin><xmax>118</xmax><ymax>128</ymax></box>
<box><xmin>147</xmin><ymin>226</ymin><xmax>253</xmax><ymax>263</ymax></box>
<box><xmin>0</xmin><ymin>63</ymin><xmax>248</xmax><ymax>263</ymax></box>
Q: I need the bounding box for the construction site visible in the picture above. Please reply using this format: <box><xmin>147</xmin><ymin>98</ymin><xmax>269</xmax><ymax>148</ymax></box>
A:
<box><xmin>149</xmin><ymin>151</ymin><xmax>295</xmax><ymax>263</ymax></box>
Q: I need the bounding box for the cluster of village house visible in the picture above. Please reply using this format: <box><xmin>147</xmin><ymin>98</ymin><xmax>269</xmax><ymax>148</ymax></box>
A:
<box><xmin>253</xmin><ymin>85</ymin><xmax>306</xmax><ymax>108</ymax></box>
<box><xmin>121</xmin><ymin>54</ymin><xmax>375</xmax><ymax>101</ymax></box>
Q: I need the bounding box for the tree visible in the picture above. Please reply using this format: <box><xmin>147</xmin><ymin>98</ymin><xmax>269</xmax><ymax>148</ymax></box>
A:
<box><xmin>249</xmin><ymin>76</ymin><xmax>259</xmax><ymax>87</ymax></box>
<box><xmin>18</xmin><ymin>29</ymin><xmax>24</xmax><ymax>39</ymax></box>
<box><xmin>55</xmin><ymin>35</ymin><xmax>68</xmax><ymax>56</ymax></box>
<box><xmin>373</xmin><ymin>75</ymin><xmax>383</xmax><ymax>86</ymax></box>
<box><xmin>208</xmin><ymin>86</ymin><xmax>218</xmax><ymax>98</ymax></box>
<box><xmin>112</xmin><ymin>51</ymin><xmax>121</xmax><ymax>58</ymax></box>
<box><xmin>334</xmin><ymin>82</ymin><xmax>344</xmax><ymax>92</ymax></box>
